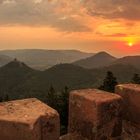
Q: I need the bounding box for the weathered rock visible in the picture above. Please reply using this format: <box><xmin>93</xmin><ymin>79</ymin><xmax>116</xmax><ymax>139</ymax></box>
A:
<box><xmin>115</xmin><ymin>84</ymin><xmax>140</xmax><ymax>140</ymax></box>
<box><xmin>122</xmin><ymin>120</ymin><xmax>140</xmax><ymax>140</ymax></box>
<box><xmin>69</xmin><ymin>89</ymin><xmax>123</xmax><ymax>140</ymax></box>
<box><xmin>115</xmin><ymin>84</ymin><xmax>140</xmax><ymax>123</ymax></box>
<box><xmin>0</xmin><ymin>98</ymin><xmax>60</xmax><ymax>140</ymax></box>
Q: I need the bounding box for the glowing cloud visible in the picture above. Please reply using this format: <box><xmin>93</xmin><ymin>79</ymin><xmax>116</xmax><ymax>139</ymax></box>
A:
<box><xmin>0</xmin><ymin>0</ymin><xmax>139</xmax><ymax>56</ymax></box>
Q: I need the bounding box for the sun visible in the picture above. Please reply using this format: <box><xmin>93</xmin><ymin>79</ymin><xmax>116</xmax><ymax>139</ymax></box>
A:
<box><xmin>128</xmin><ymin>42</ymin><xmax>133</xmax><ymax>47</ymax></box>
<box><xmin>124</xmin><ymin>37</ymin><xmax>136</xmax><ymax>47</ymax></box>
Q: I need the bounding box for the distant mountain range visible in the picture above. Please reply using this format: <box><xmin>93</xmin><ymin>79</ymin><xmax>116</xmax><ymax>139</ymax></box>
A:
<box><xmin>0</xmin><ymin>49</ymin><xmax>93</xmax><ymax>70</ymax></box>
<box><xmin>0</xmin><ymin>56</ymin><xmax>139</xmax><ymax>100</ymax></box>
<box><xmin>0</xmin><ymin>49</ymin><xmax>140</xmax><ymax>72</ymax></box>
<box><xmin>0</xmin><ymin>49</ymin><xmax>140</xmax><ymax>101</ymax></box>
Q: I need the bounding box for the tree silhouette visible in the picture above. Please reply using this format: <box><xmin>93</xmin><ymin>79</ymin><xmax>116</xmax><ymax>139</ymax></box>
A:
<box><xmin>59</xmin><ymin>86</ymin><xmax>69</xmax><ymax>134</ymax></box>
<box><xmin>99</xmin><ymin>71</ymin><xmax>118</xmax><ymax>92</ymax></box>
<box><xmin>46</xmin><ymin>85</ymin><xmax>58</xmax><ymax>109</ymax></box>
<box><xmin>46</xmin><ymin>85</ymin><xmax>70</xmax><ymax>134</ymax></box>
<box><xmin>131</xmin><ymin>73</ymin><xmax>140</xmax><ymax>84</ymax></box>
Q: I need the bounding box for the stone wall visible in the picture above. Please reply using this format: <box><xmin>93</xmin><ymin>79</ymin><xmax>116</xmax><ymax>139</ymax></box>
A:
<box><xmin>0</xmin><ymin>84</ymin><xmax>139</xmax><ymax>140</ymax></box>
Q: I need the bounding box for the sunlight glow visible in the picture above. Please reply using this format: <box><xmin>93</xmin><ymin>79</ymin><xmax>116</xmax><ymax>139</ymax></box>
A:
<box><xmin>124</xmin><ymin>37</ymin><xmax>136</xmax><ymax>47</ymax></box>
<box><xmin>128</xmin><ymin>42</ymin><xmax>133</xmax><ymax>47</ymax></box>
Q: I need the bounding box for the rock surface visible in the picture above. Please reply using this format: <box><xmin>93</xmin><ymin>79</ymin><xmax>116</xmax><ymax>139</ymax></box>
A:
<box><xmin>0</xmin><ymin>98</ymin><xmax>60</xmax><ymax>140</ymax></box>
<box><xmin>115</xmin><ymin>84</ymin><xmax>140</xmax><ymax>140</ymax></box>
<box><xmin>69</xmin><ymin>89</ymin><xmax>123</xmax><ymax>140</ymax></box>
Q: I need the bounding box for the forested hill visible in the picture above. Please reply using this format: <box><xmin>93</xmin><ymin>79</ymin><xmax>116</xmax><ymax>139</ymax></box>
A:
<box><xmin>0</xmin><ymin>60</ymin><xmax>95</xmax><ymax>100</ymax></box>
<box><xmin>0</xmin><ymin>59</ymin><xmax>140</xmax><ymax>101</ymax></box>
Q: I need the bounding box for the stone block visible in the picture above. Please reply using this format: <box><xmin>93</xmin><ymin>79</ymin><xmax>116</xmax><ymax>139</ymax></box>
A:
<box><xmin>115</xmin><ymin>84</ymin><xmax>140</xmax><ymax>123</ymax></box>
<box><xmin>69</xmin><ymin>89</ymin><xmax>123</xmax><ymax>140</ymax></box>
<box><xmin>0</xmin><ymin>98</ymin><xmax>60</xmax><ymax>140</ymax></box>
<box><xmin>115</xmin><ymin>84</ymin><xmax>140</xmax><ymax>140</ymax></box>
<box><xmin>122</xmin><ymin>120</ymin><xmax>140</xmax><ymax>140</ymax></box>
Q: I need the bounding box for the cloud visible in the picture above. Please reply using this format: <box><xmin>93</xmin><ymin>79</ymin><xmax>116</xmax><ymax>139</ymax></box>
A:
<box><xmin>105</xmin><ymin>33</ymin><xmax>128</xmax><ymax>37</ymax></box>
<box><xmin>83</xmin><ymin>0</ymin><xmax>140</xmax><ymax>20</ymax></box>
<box><xmin>0</xmin><ymin>0</ymin><xmax>90</xmax><ymax>32</ymax></box>
<box><xmin>0</xmin><ymin>0</ymin><xmax>139</xmax><ymax>32</ymax></box>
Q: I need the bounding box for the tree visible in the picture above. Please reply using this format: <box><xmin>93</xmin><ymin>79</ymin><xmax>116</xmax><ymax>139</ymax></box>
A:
<box><xmin>99</xmin><ymin>71</ymin><xmax>118</xmax><ymax>92</ymax></box>
<box><xmin>131</xmin><ymin>73</ymin><xmax>140</xmax><ymax>84</ymax></box>
<box><xmin>46</xmin><ymin>85</ymin><xmax>70</xmax><ymax>134</ymax></box>
<box><xmin>59</xmin><ymin>86</ymin><xmax>69</xmax><ymax>134</ymax></box>
<box><xmin>46</xmin><ymin>85</ymin><xmax>58</xmax><ymax>109</ymax></box>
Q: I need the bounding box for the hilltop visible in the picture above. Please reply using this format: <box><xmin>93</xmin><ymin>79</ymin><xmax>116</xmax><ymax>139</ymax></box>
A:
<box><xmin>73</xmin><ymin>51</ymin><xmax>117</xmax><ymax>69</ymax></box>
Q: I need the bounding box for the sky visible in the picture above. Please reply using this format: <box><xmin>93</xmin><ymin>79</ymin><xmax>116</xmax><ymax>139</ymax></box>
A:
<box><xmin>0</xmin><ymin>0</ymin><xmax>140</xmax><ymax>56</ymax></box>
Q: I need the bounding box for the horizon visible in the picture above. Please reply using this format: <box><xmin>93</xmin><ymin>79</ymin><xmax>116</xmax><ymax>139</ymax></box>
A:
<box><xmin>0</xmin><ymin>48</ymin><xmax>140</xmax><ymax>57</ymax></box>
<box><xmin>0</xmin><ymin>1</ymin><xmax>139</xmax><ymax>56</ymax></box>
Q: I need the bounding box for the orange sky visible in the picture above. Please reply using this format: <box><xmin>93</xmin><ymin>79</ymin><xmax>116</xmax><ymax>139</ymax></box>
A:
<box><xmin>0</xmin><ymin>0</ymin><xmax>140</xmax><ymax>56</ymax></box>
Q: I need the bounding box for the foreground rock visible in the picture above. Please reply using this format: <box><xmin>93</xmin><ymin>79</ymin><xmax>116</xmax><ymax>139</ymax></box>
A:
<box><xmin>116</xmin><ymin>84</ymin><xmax>140</xmax><ymax>140</ymax></box>
<box><xmin>0</xmin><ymin>98</ymin><xmax>60</xmax><ymax>140</ymax></box>
<box><xmin>69</xmin><ymin>89</ymin><xmax>123</xmax><ymax>140</ymax></box>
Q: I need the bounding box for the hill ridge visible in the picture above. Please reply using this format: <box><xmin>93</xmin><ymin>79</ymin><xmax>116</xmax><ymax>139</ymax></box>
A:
<box><xmin>73</xmin><ymin>51</ymin><xmax>117</xmax><ymax>69</ymax></box>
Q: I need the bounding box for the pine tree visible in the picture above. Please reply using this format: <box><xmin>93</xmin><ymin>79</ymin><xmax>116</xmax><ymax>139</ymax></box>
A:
<box><xmin>61</xmin><ymin>86</ymin><xmax>69</xmax><ymax>105</ymax></box>
<box><xmin>46</xmin><ymin>85</ymin><xmax>58</xmax><ymax>109</ymax></box>
<box><xmin>59</xmin><ymin>86</ymin><xmax>69</xmax><ymax>134</ymax></box>
<box><xmin>131</xmin><ymin>74</ymin><xmax>140</xmax><ymax>84</ymax></box>
<box><xmin>99</xmin><ymin>71</ymin><xmax>118</xmax><ymax>92</ymax></box>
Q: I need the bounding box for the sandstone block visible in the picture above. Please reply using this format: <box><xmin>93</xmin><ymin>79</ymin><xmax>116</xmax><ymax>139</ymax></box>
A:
<box><xmin>115</xmin><ymin>84</ymin><xmax>140</xmax><ymax>123</ymax></box>
<box><xmin>69</xmin><ymin>89</ymin><xmax>122</xmax><ymax>140</ymax></box>
<box><xmin>115</xmin><ymin>84</ymin><xmax>140</xmax><ymax>140</ymax></box>
<box><xmin>122</xmin><ymin>120</ymin><xmax>140</xmax><ymax>140</ymax></box>
<box><xmin>0</xmin><ymin>98</ymin><xmax>60</xmax><ymax>140</ymax></box>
